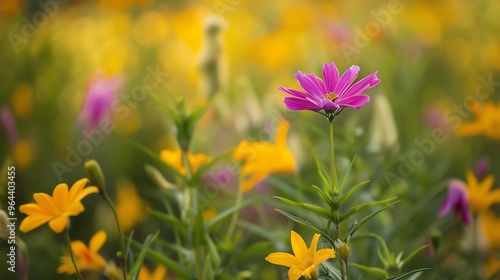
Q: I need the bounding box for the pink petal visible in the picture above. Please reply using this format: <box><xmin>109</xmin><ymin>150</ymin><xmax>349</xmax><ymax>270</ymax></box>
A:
<box><xmin>304</xmin><ymin>73</ymin><xmax>327</xmax><ymax>94</ymax></box>
<box><xmin>294</xmin><ymin>71</ymin><xmax>324</xmax><ymax>101</ymax></box>
<box><xmin>278</xmin><ymin>86</ymin><xmax>308</xmax><ymax>98</ymax></box>
<box><xmin>283</xmin><ymin>97</ymin><xmax>322</xmax><ymax>111</ymax></box>
<box><xmin>334</xmin><ymin>65</ymin><xmax>360</xmax><ymax>95</ymax></box>
<box><xmin>322</xmin><ymin>62</ymin><xmax>339</xmax><ymax>93</ymax></box>
<box><xmin>341</xmin><ymin>71</ymin><xmax>380</xmax><ymax>98</ymax></box>
<box><xmin>335</xmin><ymin>94</ymin><xmax>370</xmax><ymax>109</ymax></box>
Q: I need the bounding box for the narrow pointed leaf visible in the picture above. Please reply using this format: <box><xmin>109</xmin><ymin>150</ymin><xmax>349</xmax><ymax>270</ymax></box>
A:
<box><xmin>351</xmin><ymin>263</ymin><xmax>388</xmax><ymax>278</ymax></box>
<box><xmin>204</xmin><ymin>197</ymin><xmax>259</xmax><ymax>231</ymax></box>
<box><xmin>275</xmin><ymin>209</ymin><xmax>336</xmax><ymax>245</ymax></box>
<box><xmin>347</xmin><ymin>201</ymin><xmax>399</xmax><ymax>237</ymax></box>
<box><xmin>402</xmin><ymin>245</ymin><xmax>428</xmax><ymax>265</ymax></box>
<box><xmin>311</xmin><ymin>185</ymin><xmax>335</xmax><ymax>209</ymax></box>
<box><xmin>339</xmin><ymin>155</ymin><xmax>357</xmax><ymax>191</ymax></box>
<box><xmin>340</xmin><ymin>197</ymin><xmax>397</xmax><ymax>222</ymax></box>
<box><xmin>385</xmin><ymin>268</ymin><xmax>430</xmax><ymax>280</ymax></box>
<box><xmin>339</xmin><ymin>180</ymin><xmax>370</xmax><ymax>204</ymax></box>
<box><xmin>149</xmin><ymin>209</ymin><xmax>187</xmax><ymax>232</ymax></box>
<box><xmin>129</xmin><ymin>231</ymin><xmax>160</xmax><ymax>280</ymax></box>
<box><xmin>274</xmin><ymin>196</ymin><xmax>334</xmax><ymax>220</ymax></box>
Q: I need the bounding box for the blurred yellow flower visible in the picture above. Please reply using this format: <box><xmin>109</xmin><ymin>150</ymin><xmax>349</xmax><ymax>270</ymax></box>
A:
<box><xmin>203</xmin><ymin>205</ymin><xmax>217</xmax><ymax>222</ymax></box>
<box><xmin>19</xmin><ymin>178</ymin><xmax>98</xmax><ymax>233</ymax></box>
<box><xmin>232</xmin><ymin>120</ymin><xmax>295</xmax><ymax>192</ymax></box>
<box><xmin>465</xmin><ymin>171</ymin><xmax>500</xmax><ymax>214</ymax></box>
<box><xmin>138</xmin><ymin>264</ymin><xmax>167</xmax><ymax>280</ymax></box>
<box><xmin>57</xmin><ymin>230</ymin><xmax>107</xmax><ymax>274</ymax></box>
<box><xmin>12</xmin><ymin>139</ymin><xmax>34</xmax><ymax>170</ymax></box>
<box><xmin>116</xmin><ymin>180</ymin><xmax>147</xmax><ymax>232</ymax></box>
<box><xmin>160</xmin><ymin>149</ymin><xmax>212</xmax><ymax>176</ymax></box>
<box><xmin>457</xmin><ymin>102</ymin><xmax>500</xmax><ymax>141</ymax></box>
<box><xmin>265</xmin><ymin>230</ymin><xmax>335</xmax><ymax>280</ymax></box>
<box><xmin>11</xmin><ymin>84</ymin><xmax>33</xmax><ymax>118</ymax></box>
<box><xmin>481</xmin><ymin>211</ymin><xmax>500</xmax><ymax>250</ymax></box>
<box><xmin>486</xmin><ymin>258</ymin><xmax>500</xmax><ymax>279</ymax></box>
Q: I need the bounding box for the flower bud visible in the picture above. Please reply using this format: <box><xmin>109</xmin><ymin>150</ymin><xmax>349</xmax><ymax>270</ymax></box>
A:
<box><xmin>334</xmin><ymin>237</ymin><xmax>351</xmax><ymax>260</ymax></box>
<box><xmin>84</xmin><ymin>159</ymin><xmax>106</xmax><ymax>193</ymax></box>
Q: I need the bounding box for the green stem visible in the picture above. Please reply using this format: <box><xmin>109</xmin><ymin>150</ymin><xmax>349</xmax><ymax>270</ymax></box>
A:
<box><xmin>472</xmin><ymin>214</ymin><xmax>479</xmax><ymax>278</ymax></box>
<box><xmin>64</xmin><ymin>227</ymin><xmax>84</xmax><ymax>280</ymax></box>
<box><xmin>102</xmin><ymin>193</ymin><xmax>128</xmax><ymax>280</ymax></box>
<box><xmin>329</xmin><ymin>120</ymin><xmax>344</xmax><ymax>279</ymax></box>
<box><xmin>345</xmin><ymin>257</ymin><xmax>350</xmax><ymax>280</ymax></box>
<box><xmin>226</xmin><ymin>182</ymin><xmax>243</xmax><ymax>240</ymax></box>
<box><xmin>164</xmin><ymin>200</ymin><xmax>184</xmax><ymax>267</ymax></box>
<box><xmin>182</xmin><ymin>149</ymin><xmax>204</xmax><ymax>280</ymax></box>
<box><xmin>329</xmin><ymin>120</ymin><xmax>337</xmax><ymax>193</ymax></box>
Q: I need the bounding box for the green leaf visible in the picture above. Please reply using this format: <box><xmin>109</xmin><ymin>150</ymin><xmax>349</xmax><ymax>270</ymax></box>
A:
<box><xmin>204</xmin><ymin>197</ymin><xmax>259</xmax><ymax>231</ymax></box>
<box><xmin>384</xmin><ymin>268</ymin><xmax>430</xmax><ymax>280</ymax></box>
<box><xmin>202</xmin><ymin>255</ymin><xmax>214</xmax><ymax>280</ymax></box>
<box><xmin>347</xmin><ymin>201</ymin><xmax>399</xmax><ymax>237</ymax></box>
<box><xmin>339</xmin><ymin>155</ymin><xmax>357</xmax><ymax>191</ymax></box>
<box><xmin>311</xmin><ymin>185</ymin><xmax>335</xmax><ymax>209</ymax></box>
<box><xmin>189</xmin><ymin>148</ymin><xmax>233</xmax><ymax>187</ymax></box>
<box><xmin>402</xmin><ymin>245</ymin><xmax>428</xmax><ymax>265</ymax></box>
<box><xmin>275</xmin><ymin>209</ymin><xmax>336</xmax><ymax>245</ymax></box>
<box><xmin>314</xmin><ymin>156</ymin><xmax>332</xmax><ymax>190</ymax></box>
<box><xmin>351</xmin><ymin>263</ymin><xmax>388</xmax><ymax>278</ymax></box>
<box><xmin>274</xmin><ymin>196</ymin><xmax>335</xmax><ymax>220</ymax></box>
<box><xmin>129</xmin><ymin>231</ymin><xmax>160</xmax><ymax>280</ymax></box>
<box><xmin>205</xmin><ymin>234</ymin><xmax>221</xmax><ymax>270</ymax></box>
<box><xmin>338</xmin><ymin>180</ymin><xmax>370</xmax><ymax>205</ymax></box>
<box><xmin>149</xmin><ymin>209</ymin><xmax>187</xmax><ymax>233</ymax></box>
<box><xmin>129</xmin><ymin>239</ymin><xmax>191</xmax><ymax>279</ymax></box>
<box><xmin>231</xmin><ymin>241</ymin><xmax>273</xmax><ymax>264</ymax></box>
<box><xmin>148</xmin><ymin>91</ymin><xmax>179</xmax><ymax>122</ymax></box>
<box><xmin>340</xmin><ymin>197</ymin><xmax>397</xmax><ymax>222</ymax></box>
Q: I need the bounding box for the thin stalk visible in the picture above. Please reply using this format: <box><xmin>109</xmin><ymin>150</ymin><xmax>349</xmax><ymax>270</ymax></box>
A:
<box><xmin>329</xmin><ymin>119</ymin><xmax>344</xmax><ymax>279</ymax></box>
<box><xmin>345</xmin><ymin>257</ymin><xmax>350</xmax><ymax>280</ymax></box>
<box><xmin>329</xmin><ymin>120</ymin><xmax>337</xmax><ymax>193</ymax></box>
<box><xmin>64</xmin><ymin>227</ymin><xmax>84</xmax><ymax>280</ymax></box>
<box><xmin>102</xmin><ymin>192</ymin><xmax>128</xmax><ymax>280</ymax></box>
<box><xmin>472</xmin><ymin>214</ymin><xmax>479</xmax><ymax>278</ymax></box>
<box><xmin>164</xmin><ymin>200</ymin><xmax>184</xmax><ymax>267</ymax></box>
<box><xmin>226</xmin><ymin>180</ymin><xmax>243</xmax><ymax>239</ymax></box>
<box><xmin>182</xmin><ymin>149</ymin><xmax>204</xmax><ymax>280</ymax></box>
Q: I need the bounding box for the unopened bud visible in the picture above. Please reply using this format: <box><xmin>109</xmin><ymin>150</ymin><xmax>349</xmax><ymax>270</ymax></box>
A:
<box><xmin>430</xmin><ymin>230</ymin><xmax>441</xmax><ymax>251</ymax></box>
<box><xmin>334</xmin><ymin>237</ymin><xmax>351</xmax><ymax>260</ymax></box>
<box><xmin>85</xmin><ymin>159</ymin><xmax>106</xmax><ymax>193</ymax></box>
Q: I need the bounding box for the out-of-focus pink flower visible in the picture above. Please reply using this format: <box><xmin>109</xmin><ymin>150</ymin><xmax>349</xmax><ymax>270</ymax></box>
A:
<box><xmin>1</xmin><ymin>107</ymin><xmax>18</xmax><ymax>147</ymax></box>
<box><xmin>78</xmin><ymin>73</ymin><xmax>124</xmax><ymax>129</ymax></box>
<box><xmin>438</xmin><ymin>179</ymin><xmax>471</xmax><ymax>225</ymax></box>
<box><xmin>280</xmin><ymin>61</ymin><xmax>380</xmax><ymax>112</ymax></box>
<box><xmin>473</xmin><ymin>156</ymin><xmax>490</xmax><ymax>180</ymax></box>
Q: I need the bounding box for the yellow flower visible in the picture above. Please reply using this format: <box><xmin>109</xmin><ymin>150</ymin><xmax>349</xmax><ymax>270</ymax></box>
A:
<box><xmin>457</xmin><ymin>102</ymin><xmax>500</xmax><ymax>141</ymax></box>
<box><xmin>19</xmin><ymin>178</ymin><xmax>98</xmax><ymax>233</ymax></box>
<box><xmin>265</xmin><ymin>230</ymin><xmax>335</xmax><ymax>280</ymax></box>
<box><xmin>116</xmin><ymin>180</ymin><xmax>147</xmax><ymax>232</ymax></box>
<box><xmin>232</xmin><ymin>120</ymin><xmax>296</xmax><ymax>192</ymax></box>
<box><xmin>160</xmin><ymin>148</ymin><xmax>212</xmax><ymax>176</ymax></box>
<box><xmin>481</xmin><ymin>211</ymin><xmax>500</xmax><ymax>250</ymax></box>
<box><xmin>138</xmin><ymin>264</ymin><xmax>167</xmax><ymax>280</ymax></box>
<box><xmin>486</xmin><ymin>258</ymin><xmax>500</xmax><ymax>279</ymax></box>
<box><xmin>57</xmin><ymin>230</ymin><xmax>107</xmax><ymax>274</ymax></box>
<box><xmin>465</xmin><ymin>171</ymin><xmax>500</xmax><ymax>214</ymax></box>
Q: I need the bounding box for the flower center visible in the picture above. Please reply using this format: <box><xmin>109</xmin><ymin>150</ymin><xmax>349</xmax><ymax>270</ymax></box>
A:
<box><xmin>325</xmin><ymin>93</ymin><xmax>339</xmax><ymax>101</ymax></box>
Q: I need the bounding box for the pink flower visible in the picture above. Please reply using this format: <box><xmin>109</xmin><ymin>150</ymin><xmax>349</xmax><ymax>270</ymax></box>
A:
<box><xmin>78</xmin><ymin>73</ymin><xmax>124</xmax><ymax>129</ymax></box>
<box><xmin>280</xmin><ymin>61</ymin><xmax>380</xmax><ymax>117</ymax></box>
<box><xmin>438</xmin><ymin>180</ymin><xmax>471</xmax><ymax>225</ymax></box>
<box><xmin>1</xmin><ymin>107</ymin><xmax>17</xmax><ymax>147</ymax></box>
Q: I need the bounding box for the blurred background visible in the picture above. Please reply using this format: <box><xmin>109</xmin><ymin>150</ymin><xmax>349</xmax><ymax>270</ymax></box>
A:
<box><xmin>1</xmin><ymin>0</ymin><xmax>500</xmax><ymax>279</ymax></box>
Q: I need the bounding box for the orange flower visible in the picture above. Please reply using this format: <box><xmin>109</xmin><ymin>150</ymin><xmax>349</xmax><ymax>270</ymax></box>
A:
<box><xmin>138</xmin><ymin>264</ymin><xmax>167</xmax><ymax>280</ymax></box>
<box><xmin>232</xmin><ymin>120</ymin><xmax>296</xmax><ymax>192</ymax></box>
<box><xmin>465</xmin><ymin>171</ymin><xmax>500</xmax><ymax>214</ymax></box>
<box><xmin>57</xmin><ymin>230</ymin><xmax>107</xmax><ymax>274</ymax></box>
<box><xmin>160</xmin><ymin>149</ymin><xmax>212</xmax><ymax>175</ymax></box>
<box><xmin>19</xmin><ymin>178</ymin><xmax>98</xmax><ymax>233</ymax></box>
<box><xmin>265</xmin><ymin>230</ymin><xmax>335</xmax><ymax>280</ymax></box>
<box><xmin>457</xmin><ymin>102</ymin><xmax>500</xmax><ymax>141</ymax></box>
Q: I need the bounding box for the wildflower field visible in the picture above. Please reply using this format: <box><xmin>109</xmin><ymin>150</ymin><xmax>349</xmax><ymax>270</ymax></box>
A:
<box><xmin>2</xmin><ymin>0</ymin><xmax>500</xmax><ymax>279</ymax></box>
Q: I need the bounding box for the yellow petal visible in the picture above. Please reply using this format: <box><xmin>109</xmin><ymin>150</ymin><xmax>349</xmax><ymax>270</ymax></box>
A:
<box><xmin>265</xmin><ymin>252</ymin><xmax>298</xmax><ymax>267</ymax></box>
<box><xmin>274</xmin><ymin>120</ymin><xmax>290</xmax><ymax>146</ymax></box>
<box><xmin>73</xmin><ymin>186</ymin><xmax>99</xmax><ymax>203</ymax></box>
<box><xmin>314</xmin><ymin>248</ymin><xmax>336</xmax><ymax>265</ymax></box>
<box><xmin>466</xmin><ymin>170</ymin><xmax>479</xmax><ymax>190</ymax></box>
<box><xmin>48</xmin><ymin>215</ymin><xmax>69</xmax><ymax>233</ymax></box>
<box><xmin>57</xmin><ymin>259</ymin><xmax>76</xmax><ymax>274</ymax></box>
<box><xmin>290</xmin><ymin>230</ymin><xmax>308</xmax><ymax>262</ymax></box>
<box><xmin>68</xmin><ymin>178</ymin><xmax>89</xmax><ymax>201</ymax></box>
<box><xmin>19</xmin><ymin>215</ymin><xmax>52</xmax><ymax>233</ymax></box>
<box><xmin>488</xmin><ymin>189</ymin><xmax>500</xmax><ymax>205</ymax></box>
<box><xmin>288</xmin><ymin>266</ymin><xmax>303</xmax><ymax>280</ymax></box>
<box><xmin>33</xmin><ymin>192</ymin><xmax>59</xmax><ymax>215</ymax></box>
<box><xmin>65</xmin><ymin>201</ymin><xmax>85</xmax><ymax>216</ymax></box>
<box><xmin>241</xmin><ymin>172</ymin><xmax>267</xmax><ymax>192</ymax></box>
<box><xmin>52</xmin><ymin>183</ymin><xmax>70</xmax><ymax>211</ymax></box>
<box><xmin>481</xmin><ymin>175</ymin><xmax>495</xmax><ymax>192</ymax></box>
<box><xmin>308</xmin><ymin>233</ymin><xmax>321</xmax><ymax>259</ymax></box>
<box><xmin>152</xmin><ymin>265</ymin><xmax>167</xmax><ymax>280</ymax></box>
<box><xmin>457</xmin><ymin>122</ymin><xmax>484</xmax><ymax>136</ymax></box>
<box><xmin>89</xmin><ymin>230</ymin><xmax>107</xmax><ymax>252</ymax></box>
<box><xmin>19</xmin><ymin>203</ymin><xmax>44</xmax><ymax>215</ymax></box>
